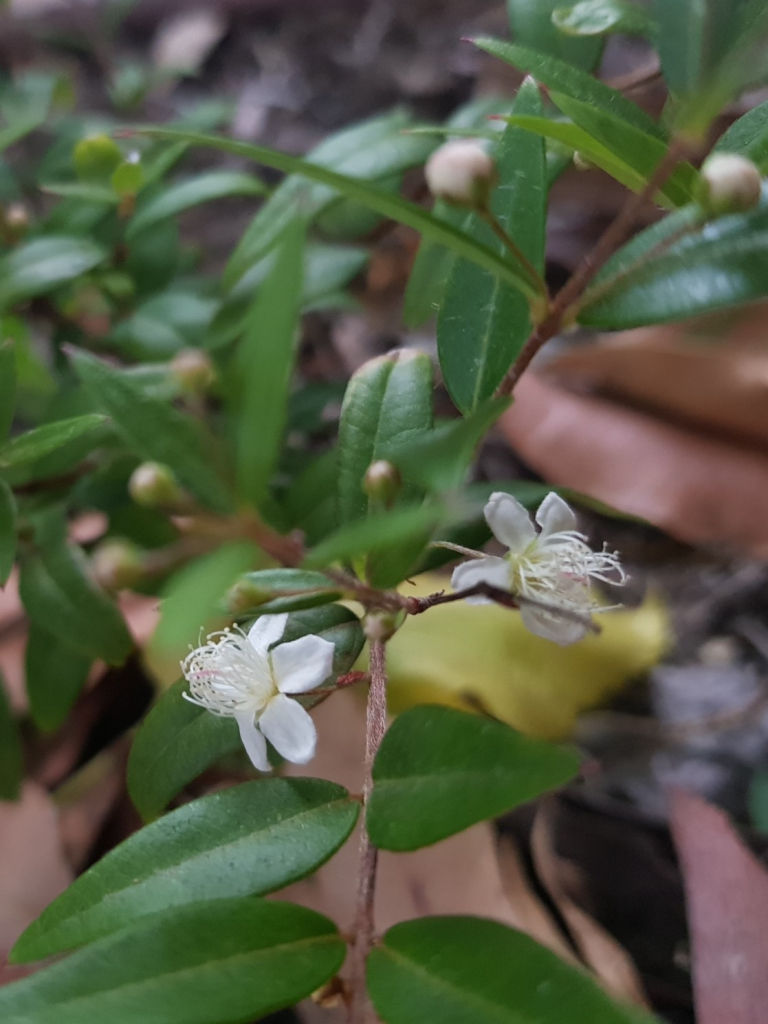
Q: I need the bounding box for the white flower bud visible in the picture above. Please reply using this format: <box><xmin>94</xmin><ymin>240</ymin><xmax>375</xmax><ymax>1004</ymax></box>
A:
<box><xmin>699</xmin><ymin>153</ymin><xmax>762</xmax><ymax>215</ymax></box>
<box><xmin>363</xmin><ymin>460</ymin><xmax>401</xmax><ymax>504</ymax></box>
<box><xmin>129</xmin><ymin>461</ymin><xmax>185</xmax><ymax>509</ymax></box>
<box><xmin>91</xmin><ymin>539</ymin><xmax>144</xmax><ymax>591</ymax></box>
<box><xmin>424</xmin><ymin>139</ymin><xmax>496</xmax><ymax>207</ymax></box>
<box><xmin>170</xmin><ymin>348</ymin><xmax>216</xmax><ymax>394</ymax></box>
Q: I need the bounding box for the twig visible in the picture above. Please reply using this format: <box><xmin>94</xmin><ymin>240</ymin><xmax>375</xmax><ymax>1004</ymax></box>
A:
<box><xmin>478</xmin><ymin>207</ymin><xmax>548</xmax><ymax>299</ymax></box>
<box><xmin>495</xmin><ymin>138</ymin><xmax>689</xmax><ymax>396</ymax></box>
<box><xmin>347</xmin><ymin>640</ymin><xmax>388</xmax><ymax>1024</ymax></box>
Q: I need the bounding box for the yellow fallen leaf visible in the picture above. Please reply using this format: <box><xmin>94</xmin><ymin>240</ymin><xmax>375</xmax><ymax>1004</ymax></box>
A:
<box><xmin>382</xmin><ymin>574</ymin><xmax>669</xmax><ymax>739</ymax></box>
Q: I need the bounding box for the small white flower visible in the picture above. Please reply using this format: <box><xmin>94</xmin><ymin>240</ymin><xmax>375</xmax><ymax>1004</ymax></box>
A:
<box><xmin>451</xmin><ymin>491</ymin><xmax>626</xmax><ymax>646</ymax></box>
<box><xmin>181</xmin><ymin>613</ymin><xmax>335</xmax><ymax>771</ymax></box>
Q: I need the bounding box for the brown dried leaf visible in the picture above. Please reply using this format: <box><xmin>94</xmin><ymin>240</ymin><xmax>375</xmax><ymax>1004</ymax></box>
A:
<box><xmin>670</xmin><ymin>789</ymin><xmax>768</xmax><ymax>1024</ymax></box>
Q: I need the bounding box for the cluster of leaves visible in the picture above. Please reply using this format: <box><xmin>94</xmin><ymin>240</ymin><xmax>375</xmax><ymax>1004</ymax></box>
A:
<box><xmin>2</xmin><ymin>0</ymin><xmax>768</xmax><ymax>1020</ymax></box>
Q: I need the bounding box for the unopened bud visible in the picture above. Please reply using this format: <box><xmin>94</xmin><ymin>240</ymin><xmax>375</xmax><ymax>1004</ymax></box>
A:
<box><xmin>3</xmin><ymin>202</ymin><xmax>30</xmax><ymax>241</ymax></box>
<box><xmin>698</xmin><ymin>153</ymin><xmax>762</xmax><ymax>215</ymax></box>
<box><xmin>170</xmin><ymin>348</ymin><xmax>216</xmax><ymax>394</ymax></box>
<box><xmin>91</xmin><ymin>538</ymin><xmax>144</xmax><ymax>591</ymax></box>
<box><xmin>363</xmin><ymin>460</ymin><xmax>401</xmax><ymax>505</ymax></box>
<box><xmin>129</xmin><ymin>461</ymin><xmax>185</xmax><ymax>508</ymax></box>
<box><xmin>363</xmin><ymin>610</ymin><xmax>400</xmax><ymax>643</ymax></box>
<box><xmin>225</xmin><ymin>579</ymin><xmax>273</xmax><ymax>615</ymax></box>
<box><xmin>424</xmin><ymin>139</ymin><xmax>496</xmax><ymax>207</ymax></box>
<box><xmin>74</xmin><ymin>133</ymin><xmax>123</xmax><ymax>184</ymax></box>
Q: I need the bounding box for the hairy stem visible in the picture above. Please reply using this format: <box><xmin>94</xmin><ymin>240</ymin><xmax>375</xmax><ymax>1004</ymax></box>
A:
<box><xmin>347</xmin><ymin>640</ymin><xmax>388</xmax><ymax>1023</ymax></box>
<box><xmin>495</xmin><ymin>138</ymin><xmax>688</xmax><ymax>396</ymax></box>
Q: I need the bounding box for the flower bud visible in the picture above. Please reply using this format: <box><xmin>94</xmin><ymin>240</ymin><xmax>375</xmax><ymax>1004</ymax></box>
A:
<box><xmin>2</xmin><ymin>202</ymin><xmax>30</xmax><ymax>241</ymax></box>
<box><xmin>129</xmin><ymin>461</ymin><xmax>185</xmax><ymax>509</ymax></box>
<box><xmin>362</xmin><ymin>460</ymin><xmax>401</xmax><ymax>505</ymax></box>
<box><xmin>74</xmin><ymin>133</ymin><xmax>123</xmax><ymax>184</ymax></box>
<box><xmin>424</xmin><ymin>139</ymin><xmax>496</xmax><ymax>207</ymax></box>
<box><xmin>91</xmin><ymin>538</ymin><xmax>144</xmax><ymax>591</ymax></box>
<box><xmin>170</xmin><ymin>348</ymin><xmax>216</xmax><ymax>394</ymax></box>
<box><xmin>363</xmin><ymin>610</ymin><xmax>401</xmax><ymax>643</ymax></box>
<box><xmin>698</xmin><ymin>153</ymin><xmax>762</xmax><ymax>215</ymax></box>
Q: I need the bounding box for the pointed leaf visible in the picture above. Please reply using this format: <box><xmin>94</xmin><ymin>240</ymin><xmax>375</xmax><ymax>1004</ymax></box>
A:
<box><xmin>0</xmin><ymin>414</ymin><xmax>106</xmax><ymax>469</ymax></box>
<box><xmin>227</xmin><ymin>568</ymin><xmax>342</xmax><ymax>615</ymax></box>
<box><xmin>552</xmin><ymin>0</ymin><xmax>655</xmax><ymax>37</ymax></box>
<box><xmin>0</xmin><ymin>237</ymin><xmax>107</xmax><ymax>310</ymax></box>
<box><xmin>368</xmin><ymin>705</ymin><xmax>580</xmax><ymax>850</ymax></box>
<box><xmin>714</xmin><ymin>98</ymin><xmax>768</xmax><ymax>170</ymax></box>
<box><xmin>506</xmin><ymin>0</ymin><xmax>603</xmax><ymax>70</ymax></box>
<box><xmin>26</xmin><ymin>623</ymin><xmax>91</xmax><ymax>731</ymax></box>
<box><xmin>403</xmin><ymin>201</ymin><xmax>467</xmax><ymax>327</ymax></box>
<box><xmin>0</xmin><ymin>898</ymin><xmax>344</xmax><ymax>1024</ymax></box>
<box><xmin>11</xmin><ymin>778</ymin><xmax>358</xmax><ymax>962</ymax></box>
<box><xmin>438</xmin><ymin>79</ymin><xmax>546</xmax><ymax>413</ymax></box>
<box><xmin>126</xmin><ymin>171</ymin><xmax>267</xmax><ymax>238</ymax></box>
<box><xmin>368</xmin><ymin>916</ymin><xmax>657</xmax><ymax>1024</ymax></box>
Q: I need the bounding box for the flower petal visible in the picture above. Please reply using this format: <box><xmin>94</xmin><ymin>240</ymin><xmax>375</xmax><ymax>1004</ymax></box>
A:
<box><xmin>272</xmin><ymin>634</ymin><xmax>336</xmax><ymax>695</ymax></box>
<box><xmin>451</xmin><ymin>555</ymin><xmax>509</xmax><ymax>604</ymax></box>
<box><xmin>535</xmin><ymin>492</ymin><xmax>577</xmax><ymax>536</ymax></box>
<box><xmin>259</xmin><ymin>694</ymin><xmax>317</xmax><ymax>765</ymax></box>
<box><xmin>247</xmin><ymin>613</ymin><xmax>288</xmax><ymax>656</ymax></box>
<box><xmin>519</xmin><ymin>603</ymin><xmax>588</xmax><ymax>646</ymax></box>
<box><xmin>484</xmin><ymin>492</ymin><xmax>536</xmax><ymax>551</ymax></box>
<box><xmin>235</xmin><ymin>711</ymin><xmax>271</xmax><ymax>771</ymax></box>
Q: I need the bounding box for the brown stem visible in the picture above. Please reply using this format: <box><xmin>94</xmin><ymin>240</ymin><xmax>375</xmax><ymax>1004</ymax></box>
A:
<box><xmin>495</xmin><ymin>138</ymin><xmax>688</xmax><ymax>397</ymax></box>
<box><xmin>478</xmin><ymin>207</ymin><xmax>548</xmax><ymax>299</ymax></box>
<box><xmin>347</xmin><ymin>640</ymin><xmax>388</xmax><ymax>1024</ymax></box>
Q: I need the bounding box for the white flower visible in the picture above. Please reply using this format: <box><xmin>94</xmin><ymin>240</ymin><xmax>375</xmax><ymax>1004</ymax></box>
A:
<box><xmin>450</xmin><ymin>491</ymin><xmax>626</xmax><ymax>646</ymax></box>
<box><xmin>181</xmin><ymin>613</ymin><xmax>335</xmax><ymax>771</ymax></box>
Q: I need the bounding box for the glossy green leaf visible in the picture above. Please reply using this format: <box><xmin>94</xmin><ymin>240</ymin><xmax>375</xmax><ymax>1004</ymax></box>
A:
<box><xmin>0</xmin><ymin>337</ymin><xmax>16</xmax><ymax>441</ymax></box>
<box><xmin>71</xmin><ymin>348</ymin><xmax>233</xmax><ymax>512</ymax></box>
<box><xmin>579</xmin><ymin>189</ymin><xmax>768</xmax><ymax>327</ymax></box>
<box><xmin>228</xmin><ymin>568</ymin><xmax>342</xmax><ymax>616</ymax></box>
<box><xmin>553</xmin><ymin>0</ymin><xmax>654</xmax><ymax>37</ymax></box>
<box><xmin>25</xmin><ymin>623</ymin><xmax>91</xmax><ymax>732</ymax></box>
<box><xmin>473</xmin><ymin>37</ymin><xmax>661</xmax><ymax>136</ymax></box>
<box><xmin>126</xmin><ymin>171</ymin><xmax>267</xmax><ymax>239</ymax></box>
<box><xmin>230</xmin><ymin>218</ymin><xmax>304</xmax><ymax>506</ymax></box>
<box><xmin>136</xmin><ymin>126</ymin><xmax>539</xmax><ymax>301</ymax></box>
<box><xmin>0</xmin><ymin>414</ymin><xmax>106</xmax><ymax>469</ymax></box>
<box><xmin>0</xmin><ymin>673</ymin><xmax>22</xmax><ymax>801</ymax></box>
<box><xmin>439</xmin><ymin>79</ymin><xmax>545</xmax><ymax>413</ymax></box>
<box><xmin>0</xmin><ymin>477</ymin><xmax>16</xmax><ymax>586</ymax></box>
<box><xmin>403</xmin><ymin>201</ymin><xmax>467</xmax><ymax>327</ymax></box>
<box><xmin>338</xmin><ymin>350</ymin><xmax>434</xmax><ymax>525</ymax></box>
<box><xmin>12</xmin><ymin>778</ymin><xmax>358</xmax><ymax>962</ymax></box>
<box><xmin>548</xmin><ymin>92</ymin><xmax>698</xmax><ymax>207</ymax></box>
<box><xmin>368</xmin><ymin>705</ymin><xmax>580</xmax><ymax>850</ymax></box>
<box><xmin>714</xmin><ymin>98</ymin><xmax>768</xmax><ymax>170</ymax></box>
<box><xmin>19</xmin><ymin>530</ymin><xmax>133</xmax><ymax>666</ymax></box>
<box><xmin>368</xmin><ymin>916</ymin><xmax>658</xmax><ymax>1024</ymax></box>
<box><xmin>129</xmin><ymin>605</ymin><xmax>364</xmax><ymax>819</ymax></box>
<box><xmin>224</xmin><ymin>110</ymin><xmax>435</xmax><ymax>284</ymax></box>
<box><xmin>0</xmin><ymin>898</ymin><xmax>344</xmax><ymax>1024</ymax></box>
<box><xmin>0</xmin><ymin>237</ymin><xmax>107</xmax><ymax>310</ymax></box>
<box><xmin>507</xmin><ymin>0</ymin><xmax>603</xmax><ymax>70</ymax></box>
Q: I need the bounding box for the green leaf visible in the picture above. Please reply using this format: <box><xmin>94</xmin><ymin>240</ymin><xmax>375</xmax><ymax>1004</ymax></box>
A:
<box><xmin>129</xmin><ymin>605</ymin><xmax>364</xmax><ymax>819</ymax></box>
<box><xmin>368</xmin><ymin>916</ymin><xmax>657</xmax><ymax>1024</ymax></box>
<box><xmin>40</xmin><ymin>182</ymin><xmax>119</xmax><ymax>204</ymax></box>
<box><xmin>548</xmin><ymin>92</ymin><xmax>699</xmax><ymax>206</ymax></box>
<box><xmin>552</xmin><ymin>0</ymin><xmax>654</xmax><ymax>37</ymax></box>
<box><xmin>12</xmin><ymin>778</ymin><xmax>358</xmax><ymax>962</ymax></box>
<box><xmin>0</xmin><ymin>477</ymin><xmax>16</xmax><ymax>587</ymax></box>
<box><xmin>579</xmin><ymin>188</ymin><xmax>768</xmax><ymax>327</ymax></box>
<box><xmin>369</xmin><ymin>705</ymin><xmax>579</xmax><ymax>851</ymax></box>
<box><xmin>0</xmin><ymin>337</ymin><xmax>16</xmax><ymax>441</ymax></box>
<box><xmin>0</xmin><ymin>898</ymin><xmax>344</xmax><ymax>1024</ymax></box>
<box><xmin>0</xmin><ymin>414</ymin><xmax>106</xmax><ymax>469</ymax></box>
<box><xmin>228</xmin><ymin>568</ymin><xmax>342</xmax><ymax>616</ymax></box>
<box><xmin>19</xmin><ymin>528</ymin><xmax>133</xmax><ymax>666</ymax></box>
<box><xmin>714</xmin><ymin>98</ymin><xmax>768</xmax><ymax>170</ymax></box>
<box><xmin>26</xmin><ymin>623</ymin><xmax>91</xmax><ymax>732</ymax></box>
<box><xmin>136</xmin><ymin>126</ymin><xmax>540</xmax><ymax>301</ymax></box>
<box><xmin>0</xmin><ymin>237</ymin><xmax>107</xmax><ymax>310</ymax></box>
<box><xmin>0</xmin><ymin>673</ymin><xmax>22</xmax><ymax>801</ymax></box>
<box><xmin>71</xmin><ymin>348</ymin><xmax>233</xmax><ymax>513</ymax></box>
<box><xmin>126</xmin><ymin>171</ymin><xmax>267</xmax><ymax>239</ymax></box>
<box><xmin>439</xmin><ymin>79</ymin><xmax>546</xmax><ymax>413</ymax></box>
<box><xmin>224</xmin><ymin>110</ymin><xmax>435</xmax><ymax>284</ymax></box>
<box><xmin>338</xmin><ymin>350</ymin><xmax>434</xmax><ymax>525</ymax></box>
<box><xmin>473</xmin><ymin>37</ymin><xmax>661</xmax><ymax>136</ymax></box>
<box><xmin>230</xmin><ymin>218</ymin><xmax>304</xmax><ymax>506</ymax></box>
<box><xmin>507</xmin><ymin>0</ymin><xmax>603</xmax><ymax>70</ymax></box>
<box><xmin>402</xmin><ymin>201</ymin><xmax>467</xmax><ymax>327</ymax></box>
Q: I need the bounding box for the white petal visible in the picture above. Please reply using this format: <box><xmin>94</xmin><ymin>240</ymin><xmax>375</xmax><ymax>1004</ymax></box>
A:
<box><xmin>519</xmin><ymin>603</ymin><xmax>588</xmax><ymax>646</ymax></box>
<box><xmin>272</xmin><ymin>634</ymin><xmax>335</xmax><ymax>695</ymax></box>
<box><xmin>259</xmin><ymin>694</ymin><xmax>317</xmax><ymax>765</ymax></box>
<box><xmin>451</xmin><ymin>556</ymin><xmax>510</xmax><ymax>604</ymax></box>
<box><xmin>484</xmin><ymin>492</ymin><xmax>536</xmax><ymax>551</ymax></box>
<box><xmin>247</xmin><ymin>613</ymin><xmax>288</xmax><ymax>655</ymax></box>
<box><xmin>235</xmin><ymin>711</ymin><xmax>271</xmax><ymax>771</ymax></box>
<box><xmin>535</xmin><ymin>492</ymin><xmax>577</xmax><ymax>536</ymax></box>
